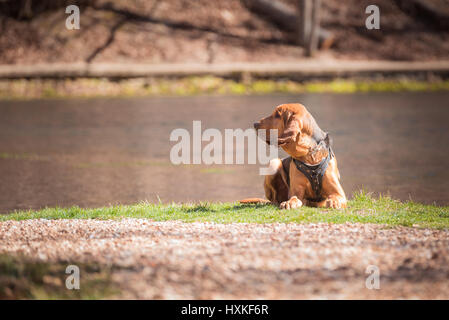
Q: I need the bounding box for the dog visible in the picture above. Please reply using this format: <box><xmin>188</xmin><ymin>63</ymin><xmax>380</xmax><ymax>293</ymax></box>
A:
<box><xmin>242</xmin><ymin>103</ymin><xmax>347</xmax><ymax>209</ymax></box>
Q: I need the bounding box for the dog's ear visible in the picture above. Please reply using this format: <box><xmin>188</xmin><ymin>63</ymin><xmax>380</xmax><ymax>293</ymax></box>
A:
<box><xmin>323</xmin><ymin>132</ymin><xmax>332</xmax><ymax>147</ymax></box>
<box><xmin>278</xmin><ymin>112</ymin><xmax>300</xmax><ymax>146</ymax></box>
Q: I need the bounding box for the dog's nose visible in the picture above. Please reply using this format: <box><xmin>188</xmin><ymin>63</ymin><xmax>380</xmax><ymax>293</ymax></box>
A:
<box><xmin>253</xmin><ymin>122</ymin><xmax>260</xmax><ymax>129</ymax></box>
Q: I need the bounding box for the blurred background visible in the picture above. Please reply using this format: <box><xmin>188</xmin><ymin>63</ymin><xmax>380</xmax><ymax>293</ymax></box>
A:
<box><xmin>1</xmin><ymin>0</ymin><xmax>449</xmax><ymax>62</ymax></box>
<box><xmin>0</xmin><ymin>0</ymin><xmax>448</xmax><ymax>212</ymax></box>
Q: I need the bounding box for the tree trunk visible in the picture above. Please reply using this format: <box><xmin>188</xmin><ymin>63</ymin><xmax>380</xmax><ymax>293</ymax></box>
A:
<box><xmin>244</xmin><ymin>0</ymin><xmax>333</xmax><ymax>51</ymax></box>
<box><xmin>298</xmin><ymin>0</ymin><xmax>322</xmax><ymax>56</ymax></box>
<box><xmin>297</xmin><ymin>0</ymin><xmax>311</xmax><ymax>47</ymax></box>
<box><xmin>306</xmin><ymin>0</ymin><xmax>321</xmax><ymax>56</ymax></box>
<box><xmin>19</xmin><ymin>0</ymin><xmax>33</xmax><ymax>19</ymax></box>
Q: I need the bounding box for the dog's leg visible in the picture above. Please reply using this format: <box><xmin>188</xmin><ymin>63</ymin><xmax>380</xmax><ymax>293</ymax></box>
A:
<box><xmin>315</xmin><ymin>195</ymin><xmax>347</xmax><ymax>209</ymax></box>
<box><xmin>280</xmin><ymin>196</ymin><xmax>303</xmax><ymax>209</ymax></box>
<box><xmin>314</xmin><ymin>158</ymin><xmax>347</xmax><ymax>209</ymax></box>
<box><xmin>279</xmin><ymin>159</ymin><xmax>306</xmax><ymax>210</ymax></box>
<box><xmin>280</xmin><ymin>179</ymin><xmax>306</xmax><ymax>210</ymax></box>
<box><xmin>264</xmin><ymin>158</ymin><xmax>289</xmax><ymax>205</ymax></box>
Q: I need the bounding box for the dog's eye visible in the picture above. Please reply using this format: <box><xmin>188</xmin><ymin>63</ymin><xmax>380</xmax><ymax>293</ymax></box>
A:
<box><xmin>274</xmin><ymin>112</ymin><xmax>281</xmax><ymax>118</ymax></box>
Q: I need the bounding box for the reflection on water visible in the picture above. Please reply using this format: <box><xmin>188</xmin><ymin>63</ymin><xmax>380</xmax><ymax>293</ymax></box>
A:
<box><xmin>0</xmin><ymin>92</ymin><xmax>448</xmax><ymax>212</ymax></box>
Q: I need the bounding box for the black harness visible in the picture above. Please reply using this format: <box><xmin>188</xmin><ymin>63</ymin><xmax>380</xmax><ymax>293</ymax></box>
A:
<box><xmin>281</xmin><ymin>145</ymin><xmax>334</xmax><ymax>202</ymax></box>
<box><xmin>292</xmin><ymin>148</ymin><xmax>333</xmax><ymax>201</ymax></box>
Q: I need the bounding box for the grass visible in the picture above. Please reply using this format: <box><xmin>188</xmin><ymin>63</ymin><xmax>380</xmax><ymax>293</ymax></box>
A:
<box><xmin>0</xmin><ymin>254</ymin><xmax>118</xmax><ymax>299</ymax></box>
<box><xmin>1</xmin><ymin>192</ymin><xmax>448</xmax><ymax>229</ymax></box>
<box><xmin>0</xmin><ymin>77</ymin><xmax>448</xmax><ymax>100</ymax></box>
<box><xmin>0</xmin><ymin>152</ymin><xmax>43</xmax><ymax>161</ymax></box>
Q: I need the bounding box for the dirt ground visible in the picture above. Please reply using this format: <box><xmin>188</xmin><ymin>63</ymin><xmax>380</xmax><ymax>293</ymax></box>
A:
<box><xmin>1</xmin><ymin>219</ymin><xmax>448</xmax><ymax>299</ymax></box>
<box><xmin>1</xmin><ymin>0</ymin><xmax>448</xmax><ymax>64</ymax></box>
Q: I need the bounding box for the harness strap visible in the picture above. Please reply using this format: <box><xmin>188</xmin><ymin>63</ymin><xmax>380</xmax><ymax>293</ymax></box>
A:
<box><xmin>292</xmin><ymin>148</ymin><xmax>333</xmax><ymax>201</ymax></box>
<box><xmin>281</xmin><ymin>157</ymin><xmax>292</xmax><ymax>187</ymax></box>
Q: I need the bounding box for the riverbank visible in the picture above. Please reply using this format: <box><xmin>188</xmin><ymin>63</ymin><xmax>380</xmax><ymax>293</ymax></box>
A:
<box><xmin>1</xmin><ymin>76</ymin><xmax>449</xmax><ymax>100</ymax></box>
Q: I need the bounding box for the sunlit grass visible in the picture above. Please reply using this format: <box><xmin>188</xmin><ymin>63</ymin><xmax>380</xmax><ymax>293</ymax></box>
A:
<box><xmin>1</xmin><ymin>77</ymin><xmax>448</xmax><ymax>100</ymax></box>
<box><xmin>1</xmin><ymin>191</ymin><xmax>448</xmax><ymax>229</ymax></box>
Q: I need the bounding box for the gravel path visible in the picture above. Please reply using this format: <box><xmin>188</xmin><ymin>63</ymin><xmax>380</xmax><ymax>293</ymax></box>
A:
<box><xmin>1</xmin><ymin>219</ymin><xmax>448</xmax><ymax>299</ymax></box>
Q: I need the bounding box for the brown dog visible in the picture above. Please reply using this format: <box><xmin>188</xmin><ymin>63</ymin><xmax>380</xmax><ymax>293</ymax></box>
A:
<box><xmin>248</xmin><ymin>103</ymin><xmax>347</xmax><ymax>209</ymax></box>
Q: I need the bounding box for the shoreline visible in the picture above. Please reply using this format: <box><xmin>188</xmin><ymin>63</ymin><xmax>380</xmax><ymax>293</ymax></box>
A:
<box><xmin>1</xmin><ymin>76</ymin><xmax>448</xmax><ymax>100</ymax></box>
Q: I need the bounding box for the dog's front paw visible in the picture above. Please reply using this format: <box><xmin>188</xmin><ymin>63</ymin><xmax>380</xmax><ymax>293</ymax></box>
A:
<box><xmin>280</xmin><ymin>196</ymin><xmax>303</xmax><ymax>210</ymax></box>
<box><xmin>323</xmin><ymin>197</ymin><xmax>347</xmax><ymax>209</ymax></box>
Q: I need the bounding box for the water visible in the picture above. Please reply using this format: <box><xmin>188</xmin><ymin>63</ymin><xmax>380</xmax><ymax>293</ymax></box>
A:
<box><xmin>0</xmin><ymin>92</ymin><xmax>448</xmax><ymax>213</ymax></box>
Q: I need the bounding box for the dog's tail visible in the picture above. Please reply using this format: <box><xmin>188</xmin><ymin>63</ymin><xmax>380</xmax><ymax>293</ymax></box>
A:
<box><xmin>239</xmin><ymin>198</ymin><xmax>271</xmax><ymax>204</ymax></box>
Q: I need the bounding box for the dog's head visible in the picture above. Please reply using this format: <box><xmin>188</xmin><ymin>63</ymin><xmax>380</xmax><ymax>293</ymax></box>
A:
<box><xmin>254</xmin><ymin>103</ymin><xmax>329</xmax><ymax>159</ymax></box>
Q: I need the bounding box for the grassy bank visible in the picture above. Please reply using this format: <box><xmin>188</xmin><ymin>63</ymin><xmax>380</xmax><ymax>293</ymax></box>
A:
<box><xmin>1</xmin><ymin>192</ymin><xmax>448</xmax><ymax>229</ymax></box>
<box><xmin>1</xmin><ymin>77</ymin><xmax>449</xmax><ymax>100</ymax></box>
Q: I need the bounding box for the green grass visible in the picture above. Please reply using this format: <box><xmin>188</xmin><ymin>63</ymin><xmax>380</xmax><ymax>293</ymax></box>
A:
<box><xmin>0</xmin><ymin>152</ymin><xmax>43</xmax><ymax>161</ymax></box>
<box><xmin>1</xmin><ymin>77</ymin><xmax>448</xmax><ymax>100</ymax></box>
<box><xmin>1</xmin><ymin>192</ymin><xmax>448</xmax><ymax>229</ymax></box>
